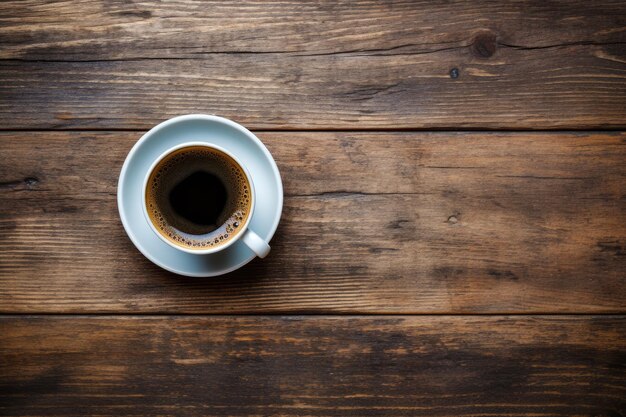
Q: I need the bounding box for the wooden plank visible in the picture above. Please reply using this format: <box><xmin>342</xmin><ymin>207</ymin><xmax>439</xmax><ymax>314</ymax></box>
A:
<box><xmin>2</xmin><ymin>0</ymin><xmax>625</xmax><ymax>60</ymax></box>
<box><xmin>0</xmin><ymin>1</ymin><xmax>625</xmax><ymax>129</ymax></box>
<box><xmin>1</xmin><ymin>316</ymin><xmax>625</xmax><ymax>416</ymax></box>
<box><xmin>1</xmin><ymin>46</ymin><xmax>623</xmax><ymax>131</ymax></box>
<box><xmin>0</xmin><ymin>131</ymin><xmax>624</xmax><ymax>313</ymax></box>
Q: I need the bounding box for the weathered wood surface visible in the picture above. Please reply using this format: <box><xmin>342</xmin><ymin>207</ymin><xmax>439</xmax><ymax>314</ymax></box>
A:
<box><xmin>1</xmin><ymin>316</ymin><xmax>624</xmax><ymax>416</ymax></box>
<box><xmin>2</xmin><ymin>0</ymin><xmax>625</xmax><ymax>60</ymax></box>
<box><xmin>2</xmin><ymin>1</ymin><xmax>625</xmax><ymax>415</ymax></box>
<box><xmin>1</xmin><ymin>131</ymin><xmax>623</xmax><ymax>313</ymax></box>
<box><xmin>0</xmin><ymin>0</ymin><xmax>625</xmax><ymax>129</ymax></box>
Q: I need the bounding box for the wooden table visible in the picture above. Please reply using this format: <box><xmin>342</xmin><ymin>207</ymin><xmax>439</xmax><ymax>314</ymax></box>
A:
<box><xmin>1</xmin><ymin>1</ymin><xmax>625</xmax><ymax>415</ymax></box>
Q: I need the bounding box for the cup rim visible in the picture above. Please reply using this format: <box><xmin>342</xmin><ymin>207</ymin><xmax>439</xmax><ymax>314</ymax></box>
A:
<box><xmin>142</xmin><ymin>141</ymin><xmax>256</xmax><ymax>255</ymax></box>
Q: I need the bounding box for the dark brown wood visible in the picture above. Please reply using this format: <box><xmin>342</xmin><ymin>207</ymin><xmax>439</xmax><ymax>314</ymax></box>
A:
<box><xmin>0</xmin><ymin>1</ymin><xmax>625</xmax><ymax>129</ymax></box>
<box><xmin>2</xmin><ymin>0</ymin><xmax>625</xmax><ymax>60</ymax></box>
<box><xmin>2</xmin><ymin>1</ymin><xmax>625</xmax><ymax>414</ymax></box>
<box><xmin>1</xmin><ymin>316</ymin><xmax>624</xmax><ymax>416</ymax></box>
<box><xmin>1</xmin><ymin>131</ymin><xmax>624</xmax><ymax>314</ymax></box>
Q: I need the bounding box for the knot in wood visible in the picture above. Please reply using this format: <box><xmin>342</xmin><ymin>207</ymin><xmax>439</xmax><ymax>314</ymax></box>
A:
<box><xmin>471</xmin><ymin>31</ymin><xmax>497</xmax><ymax>58</ymax></box>
<box><xmin>24</xmin><ymin>177</ymin><xmax>39</xmax><ymax>187</ymax></box>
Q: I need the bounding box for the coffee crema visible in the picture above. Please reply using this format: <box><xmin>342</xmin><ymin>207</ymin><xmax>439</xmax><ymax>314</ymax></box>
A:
<box><xmin>145</xmin><ymin>146</ymin><xmax>252</xmax><ymax>250</ymax></box>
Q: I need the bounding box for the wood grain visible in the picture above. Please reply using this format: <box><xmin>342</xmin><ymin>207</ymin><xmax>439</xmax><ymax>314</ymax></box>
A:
<box><xmin>1</xmin><ymin>316</ymin><xmax>624</xmax><ymax>416</ymax></box>
<box><xmin>0</xmin><ymin>1</ymin><xmax>625</xmax><ymax>129</ymax></box>
<box><xmin>2</xmin><ymin>0</ymin><xmax>625</xmax><ymax>60</ymax></box>
<box><xmin>0</xmin><ymin>131</ymin><xmax>624</xmax><ymax>313</ymax></box>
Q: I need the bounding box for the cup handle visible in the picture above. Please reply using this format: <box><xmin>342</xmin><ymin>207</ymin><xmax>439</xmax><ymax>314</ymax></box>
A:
<box><xmin>241</xmin><ymin>229</ymin><xmax>271</xmax><ymax>258</ymax></box>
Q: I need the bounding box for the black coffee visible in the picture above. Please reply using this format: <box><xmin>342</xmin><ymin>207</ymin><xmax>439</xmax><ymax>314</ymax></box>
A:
<box><xmin>169</xmin><ymin>171</ymin><xmax>227</xmax><ymax>227</ymax></box>
<box><xmin>145</xmin><ymin>146</ymin><xmax>252</xmax><ymax>250</ymax></box>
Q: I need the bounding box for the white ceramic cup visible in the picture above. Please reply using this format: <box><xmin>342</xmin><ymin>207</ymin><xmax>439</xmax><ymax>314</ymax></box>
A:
<box><xmin>141</xmin><ymin>141</ymin><xmax>271</xmax><ymax>258</ymax></box>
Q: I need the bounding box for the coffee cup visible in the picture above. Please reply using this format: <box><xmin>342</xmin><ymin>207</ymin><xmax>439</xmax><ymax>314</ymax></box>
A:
<box><xmin>142</xmin><ymin>141</ymin><xmax>270</xmax><ymax>258</ymax></box>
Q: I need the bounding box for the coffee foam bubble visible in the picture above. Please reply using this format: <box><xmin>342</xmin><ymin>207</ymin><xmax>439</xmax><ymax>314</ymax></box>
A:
<box><xmin>145</xmin><ymin>146</ymin><xmax>251</xmax><ymax>250</ymax></box>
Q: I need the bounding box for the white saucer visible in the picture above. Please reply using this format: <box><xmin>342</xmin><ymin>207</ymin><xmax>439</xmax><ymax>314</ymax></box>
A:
<box><xmin>117</xmin><ymin>115</ymin><xmax>283</xmax><ymax>277</ymax></box>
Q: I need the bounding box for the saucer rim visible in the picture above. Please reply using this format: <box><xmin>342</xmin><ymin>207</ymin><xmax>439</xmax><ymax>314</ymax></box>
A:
<box><xmin>117</xmin><ymin>114</ymin><xmax>283</xmax><ymax>277</ymax></box>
